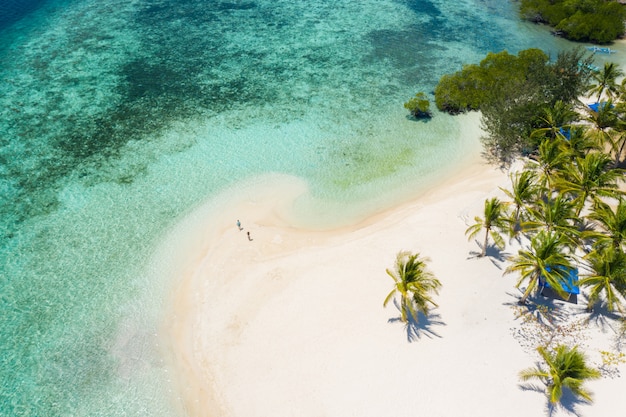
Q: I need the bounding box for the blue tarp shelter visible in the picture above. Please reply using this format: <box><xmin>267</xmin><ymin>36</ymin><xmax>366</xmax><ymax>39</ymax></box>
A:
<box><xmin>588</xmin><ymin>102</ymin><xmax>600</xmax><ymax>112</ymax></box>
<box><xmin>540</xmin><ymin>266</ymin><xmax>579</xmax><ymax>303</ymax></box>
<box><xmin>588</xmin><ymin>102</ymin><xmax>613</xmax><ymax>112</ymax></box>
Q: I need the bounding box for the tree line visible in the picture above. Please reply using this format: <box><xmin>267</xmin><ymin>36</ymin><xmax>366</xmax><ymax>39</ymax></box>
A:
<box><xmin>460</xmin><ymin>53</ymin><xmax>626</xmax><ymax>409</ymax></box>
<box><xmin>390</xmin><ymin>48</ymin><xmax>626</xmax><ymax>410</ymax></box>
<box><xmin>519</xmin><ymin>0</ymin><xmax>626</xmax><ymax>44</ymax></box>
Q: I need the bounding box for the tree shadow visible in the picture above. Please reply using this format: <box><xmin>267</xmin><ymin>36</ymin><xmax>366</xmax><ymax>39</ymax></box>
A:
<box><xmin>387</xmin><ymin>300</ymin><xmax>446</xmax><ymax>343</ymax></box>
<box><xmin>504</xmin><ymin>291</ymin><xmax>568</xmax><ymax>327</ymax></box>
<box><xmin>467</xmin><ymin>241</ymin><xmax>511</xmax><ymax>269</ymax></box>
<box><xmin>518</xmin><ymin>381</ymin><xmax>545</xmax><ymax>395</ymax></box>
<box><xmin>573</xmin><ymin>294</ymin><xmax>624</xmax><ymax>332</ymax></box>
<box><xmin>404</xmin><ymin>114</ymin><xmax>432</xmax><ymax>123</ymax></box>
<box><xmin>546</xmin><ymin>388</ymin><xmax>589</xmax><ymax>417</ymax></box>
<box><xmin>518</xmin><ymin>382</ymin><xmax>588</xmax><ymax>417</ymax></box>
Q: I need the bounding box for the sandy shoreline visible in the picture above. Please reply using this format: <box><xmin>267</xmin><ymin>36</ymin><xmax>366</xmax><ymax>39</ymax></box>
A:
<box><xmin>159</xmin><ymin>129</ymin><xmax>625</xmax><ymax>416</ymax></box>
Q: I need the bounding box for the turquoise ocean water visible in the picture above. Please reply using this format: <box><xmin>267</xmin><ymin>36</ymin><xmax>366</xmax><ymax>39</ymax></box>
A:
<box><xmin>0</xmin><ymin>0</ymin><xmax>584</xmax><ymax>415</ymax></box>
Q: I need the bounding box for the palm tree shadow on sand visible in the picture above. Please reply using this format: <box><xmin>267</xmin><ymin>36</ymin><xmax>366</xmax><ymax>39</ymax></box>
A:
<box><xmin>504</xmin><ymin>291</ymin><xmax>569</xmax><ymax>327</ymax></box>
<box><xmin>468</xmin><ymin>241</ymin><xmax>511</xmax><ymax>269</ymax></box>
<box><xmin>573</xmin><ymin>293</ymin><xmax>624</xmax><ymax>332</ymax></box>
<box><xmin>518</xmin><ymin>382</ymin><xmax>588</xmax><ymax>417</ymax></box>
<box><xmin>387</xmin><ymin>300</ymin><xmax>446</xmax><ymax>342</ymax></box>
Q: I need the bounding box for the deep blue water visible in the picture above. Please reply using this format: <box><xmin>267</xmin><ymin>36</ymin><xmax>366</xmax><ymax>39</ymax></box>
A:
<box><xmin>0</xmin><ymin>0</ymin><xmax>48</xmax><ymax>30</ymax></box>
<box><xmin>0</xmin><ymin>1</ymin><xmax>576</xmax><ymax>415</ymax></box>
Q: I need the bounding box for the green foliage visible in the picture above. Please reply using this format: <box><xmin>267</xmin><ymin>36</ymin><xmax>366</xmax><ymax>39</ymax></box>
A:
<box><xmin>404</xmin><ymin>92</ymin><xmax>432</xmax><ymax>118</ymax></box>
<box><xmin>434</xmin><ymin>49</ymin><xmax>548</xmax><ymax>115</ymax></box>
<box><xmin>588</xmin><ymin>62</ymin><xmax>624</xmax><ymax>102</ymax></box>
<box><xmin>555</xmin><ymin>152</ymin><xmax>624</xmax><ymax>216</ymax></box>
<box><xmin>586</xmin><ymin>198</ymin><xmax>626</xmax><ymax>251</ymax></box>
<box><xmin>435</xmin><ymin>48</ymin><xmax>593</xmax><ymax>162</ymax></box>
<box><xmin>520</xmin><ymin>345</ymin><xmax>601</xmax><ymax>404</ymax></box>
<box><xmin>465</xmin><ymin>197</ymin><xmax>509</xmax><ymax>257</ymax></box>
<box><xmin>384</xmin><ymin>251</ymin><xmax>441</xmax><ymax>324</ymax></box>
<box><xmin>579</xmin><ymin>246</ymin><xmax>626</xmax><ymax>312</ymax></box>
<box><xmin>520</xmin><ymin>0</ymin><xmax>626</xmax><ymax>44</ymax></box>
<box><xmin>505</xmin><ymin>230</ymin><xmax>574</xmax><ymax>303</ymax></box>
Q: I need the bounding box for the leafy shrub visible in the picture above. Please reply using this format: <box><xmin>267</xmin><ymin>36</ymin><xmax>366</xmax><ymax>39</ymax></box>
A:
<box><xmin>404</xmin><ymin>92</ymin><xmax>432</xmax><ymax>118</ymax></box>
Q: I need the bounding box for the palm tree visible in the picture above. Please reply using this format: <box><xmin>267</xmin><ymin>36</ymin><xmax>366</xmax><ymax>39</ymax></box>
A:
<box><xmin>561</xmin><ymin>127</ymin><xmax>599</xmax><ymax>159</ymax></box>
<box><xmin>505</xmin><ymin>230</ymin><xmax>573</xmax><ymax>304</ymax></box>
<box><xmin>530</xmin><ymin>137</ymin><xmax>569</xmax><ymax>191</ymax></box>
<box><xmin>585</xmin><ymin>98</ymin><xmax>619</xmax><ymax>145</ymax></box>
<box><xmin>604</xmin><ymin>128</ymin><xmax>626</xmax><ymax>166</ymax></box>
<box><xmin>556</xmin><ymin>152</ymin><xmax>624</xmax><ymax>216</ymax></box>
<box><xmin>523</xmin><ymin>194</ymin><xmax>580</xmax><ymax>247</ymax></box>
<box><xmin>586</xmin><ymin>198</ymin><xmax>626</xmax><ymax>251</ymax></box>
<box><xmin>588</xmin><ymin>61</ymin><xmax>624</xmax><ymax>102</ymax></box>
<box><xmin>520</xmin><ymin>344</ymin><xmax>601</xmax><ymax>405</ymax></box>
<box><xmin>579</xmin><ymin>247</ymin><xmax>626</xmax><ymax>313</ymax></box>
<box><xmin>384</xmin><ymin>251</ymin><xmax>442</xmax><ymax>323</ymax></box>
<box><xmin>465</xmin><ymin>197</ymin><xmax>508</xmax><ymax>257</ymax></box>
<box><xmin>530</xmin><ymin>101</ymin><xmax>579</xmax><ymax>144</ymax></box>
<box><xmin>500</xmin><ymin>170</ymin><xmax>539</xmax><ymax>236</ymax></box>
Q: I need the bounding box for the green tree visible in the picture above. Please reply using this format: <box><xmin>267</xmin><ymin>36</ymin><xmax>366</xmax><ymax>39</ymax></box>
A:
<box><xmin>561</xmin><ymin>127</ymin><xmax>599</xmax><ymax>159</ymax></box>
<box><xmin>579</xmin><ymin>247</ymin><xmax>626</xmax><ymax>313</ymax></box>
<box><xmin>547</xmin><ymin>48</ymin><xmax>593</xmax><ymax>104</ymax></box>
<box><xmin>520</xmin><ymin>0</ymin><xmax>626</xmax><ymax>43</ymax></box>
<box><xmin>523</xmin><ymin>194</ymin><xmax>579</xmax><ymax>245</ymax></box>
<box><xmin>586</xmin><ymin>198</ymin><xmax>626</xmax><ymax>251</ymax></box>
<box><xmin>529</xmin><ymin>101</ymin><xmax>579</xmax><ymax>145</ymax></box>
<box><xmin>465</xmin><ymin>197</ymin><xmax>509</xmax><ymax>257</ymax></box>
<box><xmin>557</xmin><ymin>2</ymin><xmax>626</xmax><ymax>43</ymax></box>
<box><xmin>605</xmin><ymin>129</ymin><xmax>626</xmax><ymax>166</ymax></box>
<box><xmin>404</xmin><ymin>92</ymin><xmax>432</xmax><ymax>118</ymax></box>
<box><xmin>501</xmin><ymin>170</ymin><xmax>539</xmax><ymax>236</ymax></box>
<box><xmin>586</xmin><ymin>99</ymin><xmax>619</xmax><ymax>134</ymax></box>
<box><xmin>434</xmin><ymin>48</ymin><xmax>591</xmax><ymax>162</ymax></box>
<box><xmin>384</xmin><ymin>251</ymin><xmax>442</xmax><ymax>323</ymax></box>
<box><xmin>585</xmin><ymin>100</ymin><xmax>620</xmax><ymax>156</ymax></box>
<box><xmin>556</xmin><ymin>152</ymin><xmax>624</xmax><ymax>216</ymax></box>
<box><xmin>530</xmin><ymin>137</ymin><xmax>570</xmax><ymax>190</ymax></box>
<box><xmin>520</xmin><ymin>344</ymin><xmax>601</xmax><ymax>405</ymax></box>
<box><xmin>505</xmin><ymin>230</ymin><xmax>573</xmax><ymax>304</ymax></box>
<box><xmin>588</xmin><ymin>62</ymin><xmax>624</xmax><ymax>102</ymax></box>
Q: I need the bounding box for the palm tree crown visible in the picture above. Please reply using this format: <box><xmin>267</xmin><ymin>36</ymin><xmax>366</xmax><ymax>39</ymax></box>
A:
<box><xmin>384</xmin><ymin>251</ymin><xmax>442</xmax><ymax>323</ymax></box>
<box><xmin>579</xmin><ymin>246</ymin><xmax>626</xmax><ymax>313</ymax></box>
<box><xmin>522</xmin><ymin>194</ymin><xmax>580</xmax><ymax>248</ymax></box>
<box><xmin>465</xmin><ymin>197</ymin><xmax>509</xmax><ymax>257</ymax></box>
<box><xmin>501</xmin><ymin>170</ymin><xmax>538</xmax><ymax>235</ymax></box>
<box><xmin>586</xmin><ymin>198</ymin><xmax>626</xmax><ymax>251</ymax></box>
<box><xmin>530</xmin><ymin>101</ymin><xmax>579</xmax><ymax>144</ymax></box>
<box><xmin>556</xmin><ymin>152</ymin><xmax>624</xmax><ymax>216</ymax></box>
<box><xmin>520</xmin><ymin>345</ymin><xmax>600</xmax><ymax>405</ymax></box>
<box><xmin>530</xmin><ymin>138</ymin><xmax>569</xmax><ymax>190</ymax></box>
<box><xmin>588</xmin><ymin>62</ymin><xmax>624</xmax><ymax>102</ymax></box>
<box><xmin>505</xmin><ymin>230</ymin><xmax>573</xmax><ymax>304</ymax></box>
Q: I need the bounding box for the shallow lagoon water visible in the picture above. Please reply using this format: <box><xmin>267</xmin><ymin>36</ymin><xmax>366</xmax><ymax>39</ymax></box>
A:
<box><xmin>0</xmin><ymin>0</ymin><xmax>583</xmax><ymax>415</ymax></box>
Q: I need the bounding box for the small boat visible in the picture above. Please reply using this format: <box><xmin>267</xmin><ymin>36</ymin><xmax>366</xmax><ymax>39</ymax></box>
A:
<box><xmin>586</xmin><ymin>46</ymin><xmax>617</xmax><ymax>54</ymax></box>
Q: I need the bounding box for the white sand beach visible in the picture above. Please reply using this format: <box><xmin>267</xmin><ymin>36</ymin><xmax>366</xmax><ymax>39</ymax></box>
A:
<box><xmin>160</xmin><ymin>117</ymin><xmax>626</xmax><ymax>417</ymax></box>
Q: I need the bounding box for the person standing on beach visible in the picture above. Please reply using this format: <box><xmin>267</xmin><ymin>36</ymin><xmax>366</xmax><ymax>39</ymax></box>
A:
<box><xmin>237</xmin><ymin>220</ymin><xmax>242</xmax><ymax>231</ymax></box>
<box><xmin>247</xmin><ymin>231</ymin><xmax>252</xmax><ymax>241</ymax></box>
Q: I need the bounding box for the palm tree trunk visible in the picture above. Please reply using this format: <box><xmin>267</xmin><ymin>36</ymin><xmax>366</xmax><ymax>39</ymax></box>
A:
<box><xmin>400</xmin><ymin>296</ymin><xmax>408</xmax><ymax>323</ymax></box>
<box><xmin>519</xmin><ymin>275</ymin><xmax>538</xmax><ymax>304</ymax></box>
<box><xmin>616</xmin><ymin>139</ymin><xmax>626</xmax><ymax>166</ymax></box>
<box><xmin>482</xmin><ymin>228</ymin><xmax>489</xmax><ymax>257</ymax></box>
<box><xmin>575</xmin><ymin>190</ymin><xmax>589</xmax><ymax>217</ymax></box>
